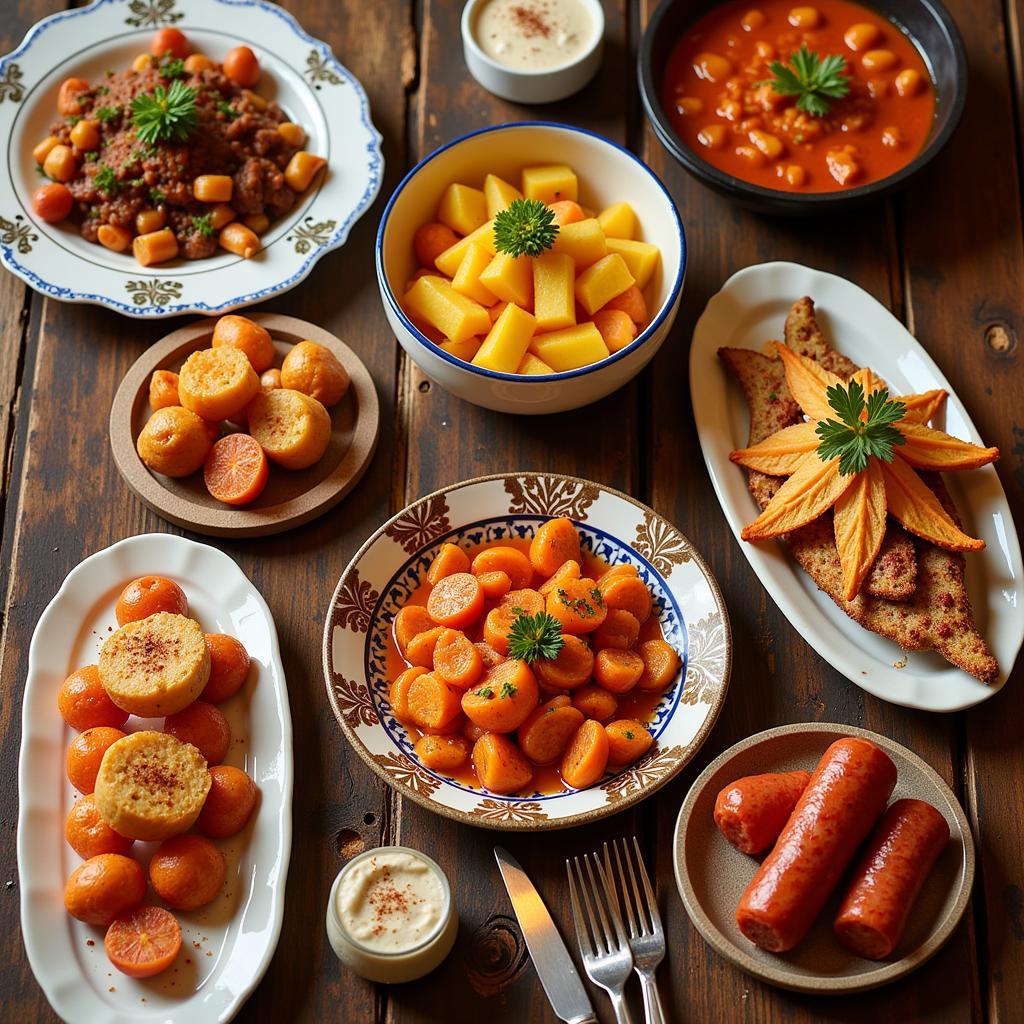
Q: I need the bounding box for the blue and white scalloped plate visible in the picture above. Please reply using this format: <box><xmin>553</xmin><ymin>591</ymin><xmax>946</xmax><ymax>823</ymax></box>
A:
<box><xmin>323</xmin><ymin>473</ymin><xmax>732</xmax><ymax>831</ymax></box>
<box><xmin>0</xmin><ymin>0</ymin><xmax>382</xmax><ymax>317</ymax></box>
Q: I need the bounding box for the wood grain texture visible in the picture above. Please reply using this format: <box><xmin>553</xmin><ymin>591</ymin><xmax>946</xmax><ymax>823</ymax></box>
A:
<box><xmin>0</xmin><ymin>0</ymin><xmax>1021</xmax><ymax>1022</ymax></box>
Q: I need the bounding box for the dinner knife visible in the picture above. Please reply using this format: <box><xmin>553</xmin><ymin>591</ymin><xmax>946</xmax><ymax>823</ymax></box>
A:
<box><xmin>494</xmin><ymin>846</ymin><xmax>598</xmax><ymax>1024</ymax></box>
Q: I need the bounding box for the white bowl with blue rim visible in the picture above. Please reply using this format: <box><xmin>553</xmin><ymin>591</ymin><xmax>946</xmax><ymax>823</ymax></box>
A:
<box><xmin>322</xmin><ymin>472</ymin><xmax>730</xmax><ymax>831</ymax></box>
<box><xmin>376</xmin><ymin>122</ymin><xmax>686</xmax><ymax>415</ymax></box>
<box><xmin>0</xmin><ymin>0</ymin><xmax>382</xmax><ymax>318</ymax></box>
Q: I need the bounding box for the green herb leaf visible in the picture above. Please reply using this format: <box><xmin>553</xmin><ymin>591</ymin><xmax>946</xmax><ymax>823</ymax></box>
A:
<box><xmin>191</xmin><ymin>212</ymin><xmax>214</xmax><ymax>238</ymax></box>
<box><xmin>757</xmin><ymin>44</ymin><xmax>850</xmax><ymax>117</ymax></box>
<box><xmin>216</xmin><ymin>99</ymin><xmax>239</xmax><ymax>121</ymax></box>
<box><xmin>506</xmin><ymin>611</ymin><xmax>565</xmax><ymax>663</ymax></box>
<box><xmin>131</xmin><ymin>80</ymin><xmax>198</xmax><ymax>145</ymax></box>
<box><xmin>159</xmin><ymin>53</ymin><xmax>187</xmax><ymax>80</ymax></box>
<box><xmin>94</xmin><ymin>106</ymin><xmax>118</xmax><ymax>123</ymax></box>
<box><xmin>493</xmin><ymin>198</ymin><xmax>558</xmax><ymax>258</ymax></box>
<box><xmin>815</xmin><ymin>380</ymin><xmax>907</xmax><ymax>475</ymax></box>
<box><xmin>499</xmin><ymin>681</ymin><xmax>518</xmax><ymax>700</ymax></box>
<box><xmin>34</xmin><ymin>163</ymin><xmax>44</xmax><ymax>176</ymax></box>
<box><xmin>149</xmin><ymin>187</ymin><xmax>166</xmax><ymax>205</ymax></box>
<box><xmin>473</xmin><ymin>686</ymin><xmax>495</xmax><ymax>699</ymax></box>
<box><xmin>92</xmin><ymin>165</ymin><xmax>119</xmax><ymax>195</ymax></box>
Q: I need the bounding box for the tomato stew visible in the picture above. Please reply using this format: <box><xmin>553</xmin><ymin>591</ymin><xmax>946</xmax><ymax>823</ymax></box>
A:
<box><xmin>661</xmin><ymin>0</ymin><xmax>935</xmax><ymax>192</ymax></box>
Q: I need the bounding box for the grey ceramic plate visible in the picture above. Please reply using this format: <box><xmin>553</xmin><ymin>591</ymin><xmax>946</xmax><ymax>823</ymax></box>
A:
<box><xmin>673</xmin><ymin>722</ymin><xmax>975</xmax><ymax>993</ymax></box>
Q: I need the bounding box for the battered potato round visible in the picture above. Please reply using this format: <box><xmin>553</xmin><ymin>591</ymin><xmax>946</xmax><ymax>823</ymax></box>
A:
<box><xmin>136</xmin><ymin>406</ymin><xmax>214</xmax><ymax>477</ymax></box>
<box><xmin>99</xmin><ymin>611</ymin><xmax>210</xmax><ymax>717</ymax></box>
<box><xmin>178</xmin><ymin>346</ymin><xmax>260</xmax><ymax>422</ymax></box>
<box><xmin>94</xmin><ymin>731</ymin><xmax>211</xmax><ymax>841</ymax></box>
<box><xmin>247</xmin><ymin>388</ymin><xmax>331</xmax><ymax>470</ymax></box>
<box><xmin>280</xmin><ymin>340</ymin><xmax>349</xmax><ymax>407</ymax></box>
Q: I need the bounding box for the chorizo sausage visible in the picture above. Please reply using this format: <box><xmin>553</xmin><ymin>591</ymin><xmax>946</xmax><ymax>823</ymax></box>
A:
<box><xmin>713</xmin><ymin>770</ymin><xmax>811</xmax><ymax>855</ymax></box>
<box><xmin>833</xmin><ymin>798</ymin><xmax>949</xmax><ymax>959</ymax></box>
<box><xmin>735</xmin><ymin>737</ymin><xmax>897</xmax><ymax>952</ymax></box>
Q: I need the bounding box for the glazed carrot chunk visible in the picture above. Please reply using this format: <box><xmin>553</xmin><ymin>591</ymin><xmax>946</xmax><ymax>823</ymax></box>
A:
<box><xmin>477</xmin><ymin>570</ymin><xmax>512</xmax><ymax>600</ymax></box>
<box><xmin>561</xmin><ymin>719</ymin><xmax>610</xmax><ymax>789</ymax></box>
<box><xmin>637</xmin><ymin>639</ymin><xmax>681</xmax><ymax>692</ymax></box>
<box><xmin>471</xmin><ymin>546</ymin><xmax>534</xmax><ymax>589</ymax></box>
<box><xmin>572</xmin><ymin>684</ymin><xmax>618</xmax><ymax>722</ymax></box>
<box><xmin>472</xmin><ymin>732</ymin><xmax>534</xmax><ymax>795</ymax></box>
<box><xmin>427</xmin><ymin>572</ymin><xmax>484</xmax><ymax>629</ymax></box>
<box><xmin>432</xmin><ymin>628</ymin><xmax>484</xmax><ymax>689</ymax></box>
<box><xmin>599</xmin><ymin>563</ymin><xmax>638</xmax><ymax>582</ymax></box>
<box><xmin>538</xmin><ymin>559</ymin><xmax>582</xmax><ymax>596</ymax></box>
<box><xmin>406</xmin><ymin>672</ymin><xmax>464</xmax><ymax>731</ymax></box>
<box><xmin>389</xmin><ymin>665</ymin><xmax>428</xmax><ymax>721</ymax></box>
<box><xmin>605</xmin><ymin>284</ymin><xmax>648</xmax><ymax>325</ymax></box>
<box><xmin>518</xmin><ymin>697</ymin><xmax>585</xmax><ymax>765</ymax></box>
<box><xmin>549</xmin><ymin>200</ymin><xmax>585</xmax><ymax>226</ymax></box>
<box><xmin>591</xmin><ymin>608</ymin><xmax>640</xmax><ymax>651</ymax></box>
<box><xmin>461</xmin><ymin>659</ymin><xmax>539</xmax><ymax>733</ymax></box>
<box><xmin>599</xmin><ymin>573</ymin><xmax>653</xmax><ymax>623</ymax></box>
<box><xmin>546</xmin><ymin>578</ymin><xmax>607</xmax><ymax>635</ymax></box>
<box><xmin>593</xmin><ymin>648</ymin><xmax>645</xmax><ymax>694</ymax></box>
<box><xmin>534</xmin><ymin>635</ymin><xmax>594</xmax><ymax>690</ymax></box>
<box><xmin>414</xmin><ymin>733</ymin><xmax>472</xmax><ymax>772</ymax></box>
<box><xmin>426</xmin><ymin>543</ymin><xmax>471</xmax><ymax>586</ymax></box>
<box><xmin>529</xmin><ymin>517</ymin><xmax>582</xmax><ymax>577</ymax></box>
<box><xmin>414</xmin><ymin>222</ymin><xmax>459</xmax><ymax>268</ymax></box>
<box><xmin>463</xmin><ymin>718</ymin><xmax>487</xmax><ymax>743</ymax></box>
<box><xmin>394</xmin><ymin>606</ymin><xmax>436</xmax><ymax>656</ymax></box>
<box><xmin>482</xmin><ymin>590</ymin><xmax>544</xmax><ymax>655</ymax></box>
<box><xmin>405</xmin><ymin>626</ymin><xmax>447</xmax><ymax>668</ymax></box>
<box><xmin>605</xmin><ymin>719</ymin><xmax>654</xmax><ymax>766</ymax></box>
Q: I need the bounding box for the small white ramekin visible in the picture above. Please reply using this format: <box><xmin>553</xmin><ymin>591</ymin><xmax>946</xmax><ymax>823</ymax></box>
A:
<box><xmin>461</xmin><ymin>0</ymin><xmax>605</xmax><ymax>104</ymax></box>
<box><xmin>326</xmin><ymin>846</ymin><xmax>458</xmax><ymax>984</ymax></box>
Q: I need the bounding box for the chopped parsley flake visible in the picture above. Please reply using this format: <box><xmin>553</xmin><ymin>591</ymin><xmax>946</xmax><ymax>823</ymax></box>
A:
<box><xmin>191</xmin><ymin>213</ymin><xmax>214</xmax><ymax>238</ymax></box>
<box><xmin>499</xmin><ymin>682</ymin><xmax>517</xmax><ymax>700</ymax></box>
<box><xmin>94</xmin><ymin>106</ymin><xmax>118</xmax><ymax>122</ymax></box>
<box><xmin>93</xmin><ymin>165</ymin><xmax>118</xmax><ymax>194</ymax></box>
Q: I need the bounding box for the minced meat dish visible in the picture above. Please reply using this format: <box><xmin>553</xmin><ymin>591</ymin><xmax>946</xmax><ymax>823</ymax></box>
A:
<box><xmin>30</xmin><ymin>27</ymin><xmax>327</xmax><ymax>266</ymax></box>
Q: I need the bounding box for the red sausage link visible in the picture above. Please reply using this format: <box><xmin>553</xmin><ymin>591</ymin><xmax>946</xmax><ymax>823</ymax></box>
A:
<box><xmin>713</xmin><ymin>770</ymin><xmax>811</xmax><ymax>855</ymax></box>
<box><xmin>735</xmin><ymin>737</ymin><xmax>897</xmax><ymax>952</ymax></box>
<box><xmin>834</xmin><ymin>798</ymin><xmax>949</xmax><ymax>959</ymax></box>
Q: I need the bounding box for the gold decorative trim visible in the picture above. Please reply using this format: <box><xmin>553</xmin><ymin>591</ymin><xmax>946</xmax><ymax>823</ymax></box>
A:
<box><xmin>602</xmin><ymin>744</ymin><xmax>687</xmax><ymax>803</ymax></box>
<box><xmin>469</xmin><ymin>798</ymin><xmax>550</xmax><ymax>824</ymax></box>
<box><xmin>331</xmin><ymin>673</ymin><xmax>378</xmax><ymax>729</ymax></box>
<box><xmin>371</xmin><ymin>751</ymin><xmax>441</xmax><ymax>797</ymax></box>
<box><xmin>633</xmin><ymin>510</ymin><xmax>691</xmax><ymax>576</ymax></box>
<box><xmin>385</xmin><ymin>492</ymin><xmax>452</xmax><ymax>553</ymax></box>
<box><xmin>504</xmin><ymin>474</ymin><xmax>599</xmax><ymax>519</ymax></box>
<box><xmin>681</xmin><ymin>612</ymin><xmax>729</xmax><ymax>706</ymax></box>
<box><xmin>331</xmin><ymin>568</ymin><xmax>378</xmax><ymax>634</ymax></box>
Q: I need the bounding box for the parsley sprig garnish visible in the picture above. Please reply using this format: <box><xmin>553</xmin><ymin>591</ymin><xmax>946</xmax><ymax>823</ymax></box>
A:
<box><xmin>92</xmin><ymin>165</ymin><xmax>119</xmax><ymax>195</ymax></box>
<box><xmin>493</xmin><ymin>198</ymin><xmax>559</xmax><ymax>258</ymax></box>
<box><xmin>131</xmin><ymin>80</ymin><xmax>197</xmax><ymax>145</ymax></box>
<box><xmin>815</xmin><ymin>380</ymin><xmax>906</xmax><ymax>475</ymax></box>
<box><xmin>191</xmin><ymin>212</ymin><xmax>214</xmax><ymax>238</ymax></box>
<box><xmin>758</xmin><ymin>44</ymin><xmax>849</xmax><ymax>117</ymax></box>
<box><xmin>506</xmin><ymin>611</ymin><xmax>565</xmax><ymax>663</ymax></box>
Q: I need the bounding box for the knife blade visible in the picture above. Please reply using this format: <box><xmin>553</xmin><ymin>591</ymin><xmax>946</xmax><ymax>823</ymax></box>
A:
<box><xmin>494</xmin><ymin>845</ymin><xmax>597</xmax><ymax>1024</ymax></box>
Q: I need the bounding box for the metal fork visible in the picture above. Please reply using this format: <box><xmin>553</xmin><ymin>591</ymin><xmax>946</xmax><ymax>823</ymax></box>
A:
<box><xmin>567</xmin><ymin>853</ymin><xmax>636</xmax><ymax>1024</ymax></box>
<box><xmin>604</xmin><ymin>838</ymin><xmax>668</xmax><ymax>1024</ymax></box>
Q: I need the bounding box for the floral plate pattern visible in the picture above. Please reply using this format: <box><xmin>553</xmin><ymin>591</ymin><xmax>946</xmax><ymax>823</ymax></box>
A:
<box><xmin>323</xmin><ymin>473</ymin><xmax>732</xmax><ymax>831</ymax></box>
<box><xmin>0</xmin><ymin>0</ymin><xmax>383</xmax><ymax>316</ymax></box>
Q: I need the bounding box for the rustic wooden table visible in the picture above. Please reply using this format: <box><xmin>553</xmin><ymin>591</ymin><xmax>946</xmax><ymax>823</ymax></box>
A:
<box><xmin>1</xmin><ymin>0</ymin><xmax>1021</xmax><ymax>1021</ymax></box>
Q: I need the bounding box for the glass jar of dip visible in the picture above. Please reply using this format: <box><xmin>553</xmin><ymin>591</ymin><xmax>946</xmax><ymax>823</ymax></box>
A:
<box><xmin>326</xmin><ymin>846</ymin><xmax>458</xmax><ymax>983</ymax></box>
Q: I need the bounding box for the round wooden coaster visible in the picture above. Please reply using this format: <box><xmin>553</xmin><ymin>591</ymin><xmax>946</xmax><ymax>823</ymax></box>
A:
<box><xmin>110</xmin><ymin>313</ymin><xmax>380</xmax><ymax>537</ymax></box>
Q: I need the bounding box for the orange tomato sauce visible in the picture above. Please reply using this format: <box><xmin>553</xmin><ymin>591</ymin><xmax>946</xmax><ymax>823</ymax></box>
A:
<box><xmin>661</xmin><ymin>0</ymin><xmax>935</xmax><ymax>192</ymax></box>
<box><xmin>385</xmin><ymin>536</ymin><xmax>670</xmax><ymax>796</ymax></box>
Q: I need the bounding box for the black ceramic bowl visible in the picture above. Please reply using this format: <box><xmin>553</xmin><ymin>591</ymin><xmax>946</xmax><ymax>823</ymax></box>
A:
<box><xmin>638</xmin><ymin>0</ymin><xmax>967</xmax><ymax>215</ymax></box>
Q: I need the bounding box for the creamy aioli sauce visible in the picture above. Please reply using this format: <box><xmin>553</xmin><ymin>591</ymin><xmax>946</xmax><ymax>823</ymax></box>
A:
<box><xmin>475</xmin><ymin>0</ymin><xmax>594</xmax><ymax>70</ymax></box>
<box><xmin>335</xmin><ymin>850</ymin><xmax>445</xmax><ymax>953</ymax></box>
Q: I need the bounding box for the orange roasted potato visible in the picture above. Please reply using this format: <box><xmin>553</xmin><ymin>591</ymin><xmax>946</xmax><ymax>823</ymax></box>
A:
<box><xmin>280</xmin><ymin>340</ymin><xmax>350</xmax><ymax>407</ymax></box>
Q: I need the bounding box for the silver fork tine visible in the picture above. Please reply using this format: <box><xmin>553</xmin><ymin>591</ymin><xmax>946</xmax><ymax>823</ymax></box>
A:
<box><xmin>567</xmin><ymin>858</ymin><xmax>595</xmax><ymax>958</ymax></box>
<box><xmin>610</xmin><ymin>839</ymin><xmax>641</xmax><ymax>938</ymax></box>
<box><xmin>621</xmin><ymin>837</ymin><xmax>650</xmax><ymax>936</ymax></box>
<box><xmin>632</xmin><ymin>836</ymin><xmax>662</xmax><ymax>938</ymax></box>
<box><xmin>566</xmin><ymin>853</ymin><xmax>635</xmax><ymax>1024</ymax></box>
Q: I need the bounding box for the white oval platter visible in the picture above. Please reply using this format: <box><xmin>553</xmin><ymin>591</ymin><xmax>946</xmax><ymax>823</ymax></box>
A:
<box><xmin>17</xmin><ymin>533</ymin><xmax>293</xmax><ymax>1023</ymax></box>
<box><xmin>690</xmin><ymin>261</ymin><xmax>1023</xmax><ymax>712</ymax></box>
<box><xmin>0</xmin><ymin>0</ymin><xmax>382</xmax><ymax>317</ymax></box>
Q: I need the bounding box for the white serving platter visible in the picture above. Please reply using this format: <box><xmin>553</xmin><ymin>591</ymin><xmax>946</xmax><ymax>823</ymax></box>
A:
<box><xmin>690</xmin><ymin>261</ymin><xmax>1023</xmax><ymax>712</ymax></box>
<box><xmin>18</xmin><ymin>533</ymin><xmax>292</xmax><ymax>1023</ymax></box>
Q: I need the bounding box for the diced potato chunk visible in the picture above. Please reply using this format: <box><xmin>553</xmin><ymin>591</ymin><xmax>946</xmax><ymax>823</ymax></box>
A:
<box><xmin>438</xmin><ymin>183</ymin><xmax>488</xmax><ymax>237</ymax></box>
<box><xmin>405</xmin><ymin>276</ymin><xmax>491</xmax><ymax>343</ymax></box>
<box><xmin>530</xmin><ymin>322</ymin><xmax>610</xmax><ymax>371</ymax></box>
<box><xmin>597</xmin><ymin>202</ymin><xmax>636</xmax><ymax>240</ymax></box>
<box><xmin>483</xmin><ymin>173</ymin><xmax>523</xmax><ymax>218</ymax></box>
<box><xmin>517</xmin><ymin>353</ymin><xmax>555</xmax><ymax>375</ymax></box>
<box><xmin>551</xmin><ymin>218</ymin><xmax>607</xmax><ymax>269</ymax></box>
<box><xmin>452</xmin><ymin>243</ymin><xmax>498</xmax><ymax>306</ymax></box>
<box><xmin>533</xmin><ymin>252</ymin><xmax>576</xmax><ymax>332</ymax></box>
<box><xmin>434</xmin><ymin>220</ymin><xmax>496</xmax><ymax>277</ymax></box>
<box><xmin>605</xmin><ymin>238</ymin><xmax>660</xmax><ymax>291</ymax></box>
<box><xmin>473</xmin><ymin>303</ymin><xmax>537</xmax><ymax>373</ymax></box>
<box><xmin>479</xmin><ymin>252</ymin><xmax>533</xmax><ymax>308</ymax></box>
<box><xmin>575</xmin><ymin>254</ymin><xmax>635</xmax><ymax>315</ymax></box>
<box><xmin>522</xmin><ymin>165</ymin><xmax>578</xmax><ymax>204</ymax></box>
<box><xmin>440</xmin><ymin>337</ymin><xmax>482</xmax><ymax>362</ymax></box>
